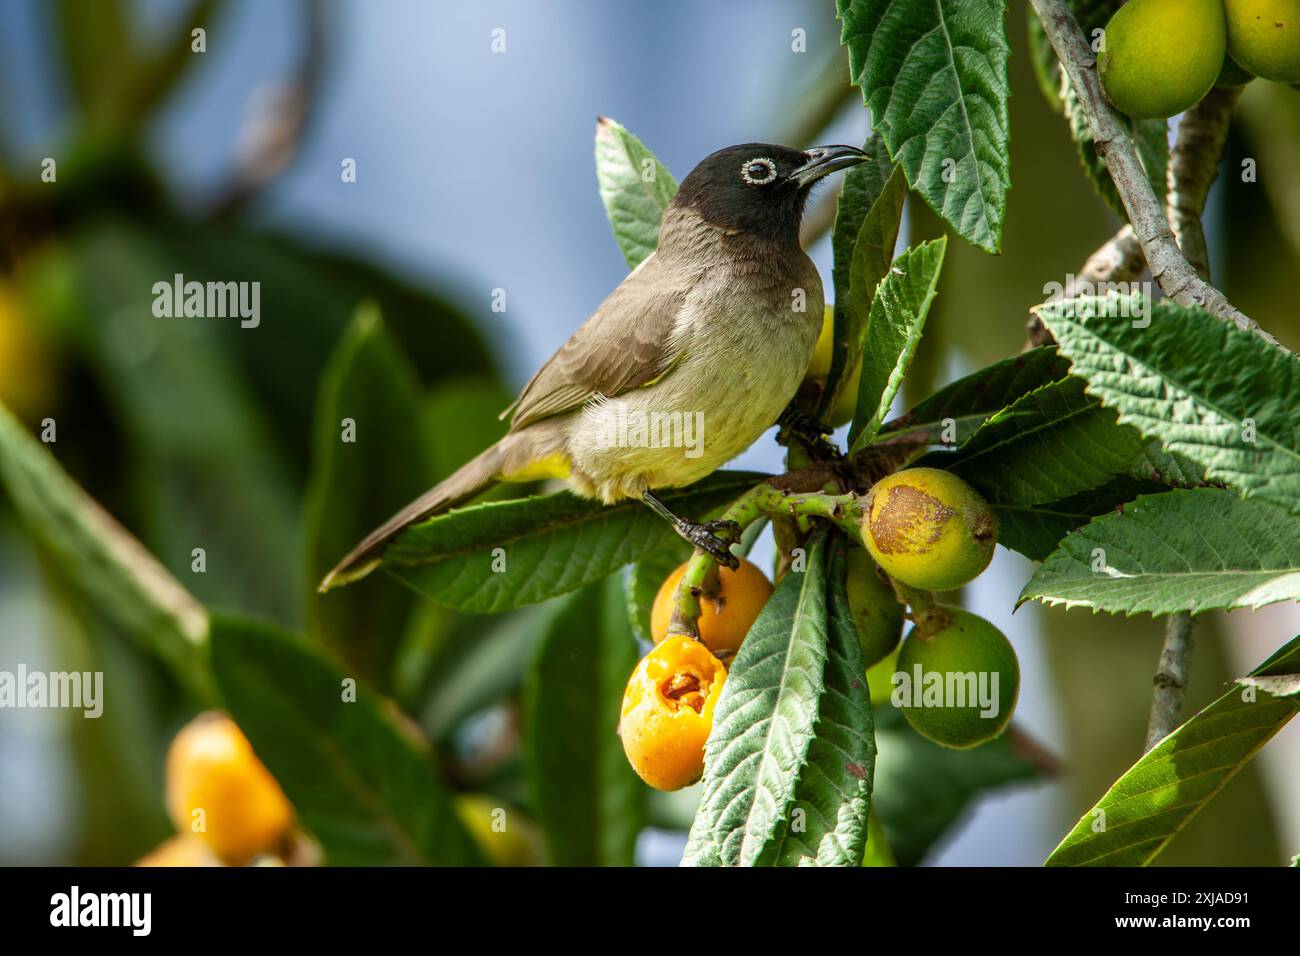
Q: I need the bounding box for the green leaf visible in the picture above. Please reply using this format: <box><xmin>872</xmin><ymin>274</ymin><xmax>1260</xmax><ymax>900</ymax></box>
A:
<box><xmin>1018</xmin><ymin>488</ymin><xmax>1300</xmax><ymax>615</ymax></box>
<box><xmin>55</xmin><ymin>0</ymin><xmax>132</xmax><ymax>120</ymax></box>
<box><xmin>1039</xmin><ymin>296</ymin><xmax>1300</xmax><ymax>514</ymax></box>
<box><xmin>416</xmin><ymin>606</ymin><xmax>548</xmax><ymax>742</ymax></box>
<box><xmin>0</xmin><ymin>402</ymin><xmax>211</xmax><ymax>697</ymax></box>
<box><xmin>303</xmin><ymin>306</ymin><xmax>439</xmax><ymax>685</ymax></box>
<box><xmin>423</xmin><ymin>377</ymin><xmax>514</xmax><ymax>484</ymax></box>
<box><xmin>384</xmin><ymin>471</ymin><xmax>764</xmax><ymax>613</ymax></box>
<box><xmin>683</xmin><ymin>536</ymin><xmax>834</xmax><ymax>866</ymax></box>
<box><xmin>873</xmin><ymin>707</ymin><xmax>1050</xmax><ymax>866</ymax></box>
<box><xmin>880</xmin><ymin>346</ymin><xmax>1071</xmax><ymax>446</ymax></box>
<box><xmin>991</xmin><ymin>475</ymin><xmax>1164</xmax><ymax>562</ymax></box>
<box><xmin>45</xmin><ymin>224</ymin><xmax>301</xmax><ymax>624</ymax></box>
<box><xmin>222</xmin><ymin>231</ymin><xmax>498</xmax><ymax>421</ymax></box>
<box><xmin>921</xmin><ymin>375</ymin><xmax>1149</xmax><ymax>507</ymax></box>
<box><xmin>523</xmin><ymin>576</ymin><xmax>645</xmax><ymax>866</ymax></box>
<box><xmin>103</xmin><ymin>225</ymin><xmax>496</xmax><ymax>480</ymax></box>
<box><xmin>209</xmin><ymin>614</ymin><xmax>485</xmax><ymax>866</ymax></box>
<box><xmin>1025</xmin><ymin>7</ymin><xmax>1062</xmax><ymax>110</ymax></box>
<box><xmin>830</xmin><ymin>133</ymin><xmax>900</xmax><ymax>311</ymax></box>
<box><xmin>849</xmin><ymin>238</ymin><xmax>947</xmax><ymax>450</ymax></box>
<box><xmin>1046</xmin><ymin>633</ymin><xmax>1300</xmax><ymax>866</ymax></box>
<box><xmin>753</xmin><ymin>536</ymin><xmax>874</xmax><ymax>866</ymax></box>
<box><xmin>822</xmin><ymin>142</ymin><xmax>906</xmax><ymax>418</ymax></box>
<box><xmin>837</xmin><ymin>0</ymin><xmax>1011</xmax><ymax>252</ymax></box>
<box><xmin>1125</xmin><ymin>440</ymin><xmax>1206</xmax><ymax>488</ymax></box>
<box><xmin>595</xmin><ymin>117</ymin><xmax>678</xmax><ymax>269</ymax></box>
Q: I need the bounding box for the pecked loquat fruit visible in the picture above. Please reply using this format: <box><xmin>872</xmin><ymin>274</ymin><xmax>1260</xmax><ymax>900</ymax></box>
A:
<box><xmin>619</xmin><ymin>635</ymin><xmax>726</xmax><ymax>791</ymax></box>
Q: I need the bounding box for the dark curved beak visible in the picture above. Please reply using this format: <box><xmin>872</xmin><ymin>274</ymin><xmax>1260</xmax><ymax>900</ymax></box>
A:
<box><xmin>791</xmin><ymin>144</ymin><xmax>869</xmax><ymax>187</ymax></box>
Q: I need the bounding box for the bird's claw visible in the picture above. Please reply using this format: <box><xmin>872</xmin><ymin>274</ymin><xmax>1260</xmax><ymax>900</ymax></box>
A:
<box><xmin>682</xmin><ymin>519</ymin><xmax>742</xmax><ymax>569</ymax></box>
<box><xmin>777</xmin><ymin>405</ymin><xmax>832</xmax><ymax>446</ymax></box>
<box><xmin>778</xmin><ymin>406</ymin><xmax>846</xmax><ymax>469</ymax></box>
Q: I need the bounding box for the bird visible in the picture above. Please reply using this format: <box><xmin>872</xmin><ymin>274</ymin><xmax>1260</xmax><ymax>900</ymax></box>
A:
<box><xmin>319</xmin><ymin>140</ymin><xmax>868</xmax><ymax>592</ymax></box>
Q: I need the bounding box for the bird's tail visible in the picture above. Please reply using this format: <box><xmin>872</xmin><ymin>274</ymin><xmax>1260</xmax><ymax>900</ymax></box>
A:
<box><xmin>318</xmin><ymin>440</ymin><xmax>506</xmax><ymax>592</ymax></box>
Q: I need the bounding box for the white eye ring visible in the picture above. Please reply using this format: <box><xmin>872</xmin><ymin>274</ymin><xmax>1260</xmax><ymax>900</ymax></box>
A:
<box><xmin>740</xmin><ymin>157</ymin><xmax>777</xmax><ymax>185</ymax></box>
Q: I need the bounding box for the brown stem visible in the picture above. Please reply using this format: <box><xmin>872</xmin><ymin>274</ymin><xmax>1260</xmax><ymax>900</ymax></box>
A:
<box><xmin>1144</xmin><ymin>612</ymin><xmax>1196</xmax><ymax>752</ymax></box>
<box><xmin>208</xmin><ymin>0</ymin><xmax>325</xmax><ymax>218</ymax></box>
<box><xmin>886</xmin><ymin>577</ymin><xmax>947</xmax><ymax>636</ymax></box>
<box><xmin>1167</xmin><ymin>87</ymin><xmax>1243</xmax><ymax>280</ymax></box>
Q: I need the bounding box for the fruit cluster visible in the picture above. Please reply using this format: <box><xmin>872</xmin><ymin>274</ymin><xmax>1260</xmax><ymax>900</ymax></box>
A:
<box><xmin>1099</xmin><ymin>0</ymin><xmax>1300</xmax><ymax>119</ymax></box>
<box><xmin>619</xmin><ymin>467</ymin><xmax>1022</xmax><ymax>791</ymax></box>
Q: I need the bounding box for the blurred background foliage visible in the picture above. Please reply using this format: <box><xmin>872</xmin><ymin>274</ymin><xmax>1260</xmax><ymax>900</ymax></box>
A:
<box><xmin>0</xmin><ymin>0</ymin><xmax>1295</xmax><ymax>866</ymax></box>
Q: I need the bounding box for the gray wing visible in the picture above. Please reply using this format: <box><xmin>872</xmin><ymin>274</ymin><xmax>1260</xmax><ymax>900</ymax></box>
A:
<box><xmin>503</xmin><ymin>253</ymin><xmax>693</xmax><ymax>432</ymax></box>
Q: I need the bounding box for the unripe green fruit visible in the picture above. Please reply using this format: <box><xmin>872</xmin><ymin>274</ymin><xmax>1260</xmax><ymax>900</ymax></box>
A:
<box><xmin>860</xmin><ymin>468</ymin><xmax>996</xmax><ymax>592</ymax></box>
<box><xmin>866</xmin><ymin>645</ymin><xmax>900</xmax><ymax>708</ymax></box>
<box><xmin>1098</xmin><ymin>0</ymin><xmax>1226</xmax><ymax>118</ymax></box>
<box><xmin>1225</xmin><ymin>0</ymin><xmax>1300</xmax><ymax>83</ymax></box>
<box><xmin>845</xmin><ymin>547</ymin><xmax>905</xmax><ymax>669</ymax></box>
<box><xmin>895</xmin><ymin>607</ymin><xmax>1019</xmax><ymax>749</ymax></box>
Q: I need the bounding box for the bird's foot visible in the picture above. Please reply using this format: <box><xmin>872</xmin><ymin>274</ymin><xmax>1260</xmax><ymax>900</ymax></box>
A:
<box><xmin>641</xmin><ymin>491</ymin><xmax>742</xmax><ymax>569</ymax></box>
<box><xmin>778</xmin><ymin>405</ymin><xmax>843</xmax><ymax>465</ymax></box>
<box><xmin>777</xmin><ymin>405</ymin><xmax>832</xmax><ymax>444</ymax></box>
<box><xmin>678</xmin><ymin>518</ymin><xmax>742</xmax><ymax>570</ymax></box>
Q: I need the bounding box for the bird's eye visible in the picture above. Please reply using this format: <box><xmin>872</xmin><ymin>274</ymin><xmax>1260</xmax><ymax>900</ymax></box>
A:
<box><xmin>740</xmin><ymin>157</ymin><xmax>777</xmax><ymax>186</ymax></box>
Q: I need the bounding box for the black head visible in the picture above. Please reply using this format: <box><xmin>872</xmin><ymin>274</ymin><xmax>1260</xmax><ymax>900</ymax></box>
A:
<box><xmin>672</xmin><ymin>143</ymin><xmax>868</xmax><ymax>241</ymax></box>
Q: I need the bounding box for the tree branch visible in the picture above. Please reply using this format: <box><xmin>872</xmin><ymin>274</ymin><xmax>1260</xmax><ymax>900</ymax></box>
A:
<box><xmin>208</xmin><ymin>0</ymin><xmax>325</xmax><ymax>218</ymax></box>
<box><xmin>1145</xmin><ymin>612</ymin><xmax>1196</xmax><ymax>751</ymax></box>
<box><xmin>1029</xmin><ymin>0</ymin><xmax>1278</xmax><ymax>346</ymax></box>
<box><xmin>1168</xmin><ymin>86</ymin><xmax>1243</xmax><ymax>279</ymax></box>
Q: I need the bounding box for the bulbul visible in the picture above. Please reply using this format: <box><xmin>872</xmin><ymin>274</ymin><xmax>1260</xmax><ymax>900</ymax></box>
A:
<box><xmin>320</xmin><ymin>141</ymin><xmax>868</xmax><ymax>591</ymax></box>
